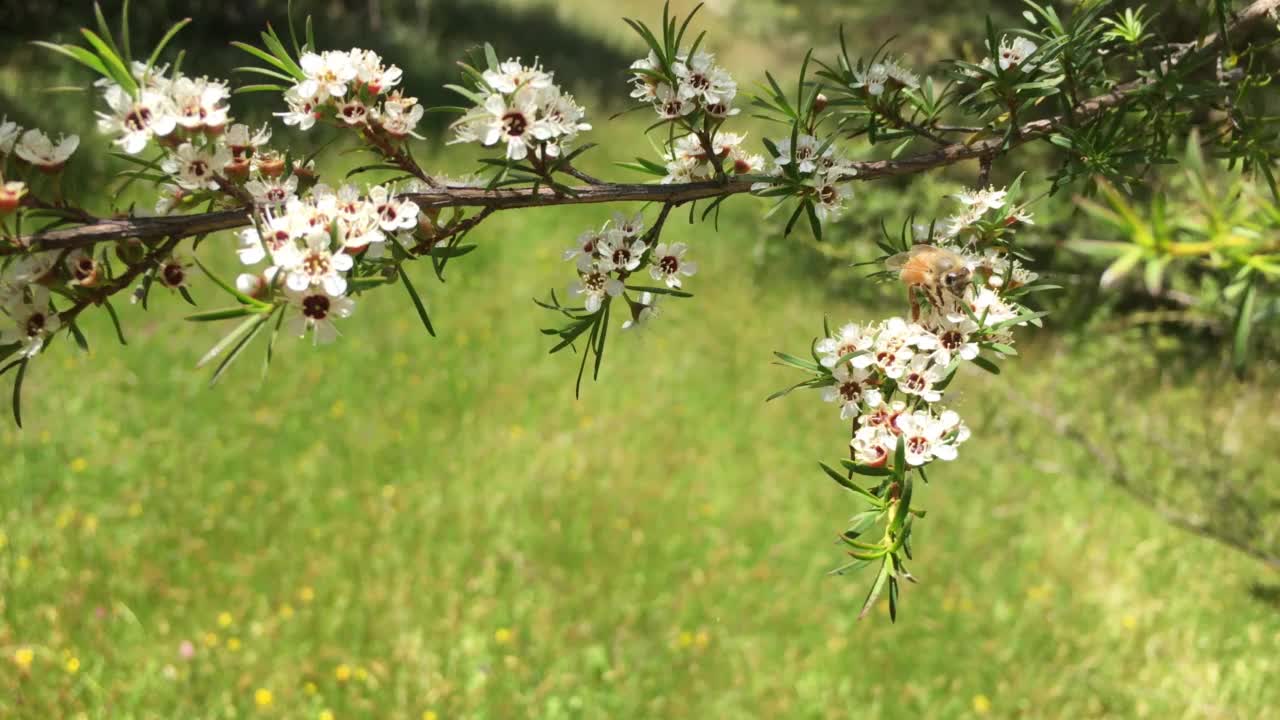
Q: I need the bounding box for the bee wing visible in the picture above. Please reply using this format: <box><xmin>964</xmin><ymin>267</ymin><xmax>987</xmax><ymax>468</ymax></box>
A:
<box><xmin>883</xmin><ymin>244</ymin><xmax>936</xmax><ymax>270</ymax></box>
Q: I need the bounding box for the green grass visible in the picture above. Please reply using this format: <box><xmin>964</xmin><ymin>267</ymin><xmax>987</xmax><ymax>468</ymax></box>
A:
<box><xmin>2</xmin><ymin>188</ymin><xmax>1279</xmax><ymax>719</ymax></box>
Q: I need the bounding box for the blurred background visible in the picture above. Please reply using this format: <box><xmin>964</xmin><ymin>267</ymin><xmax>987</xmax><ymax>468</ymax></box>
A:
<box><xmin>1</xmin><ymin>1</ymin><xmax>1278</xmax><ymax>718</ymax></box>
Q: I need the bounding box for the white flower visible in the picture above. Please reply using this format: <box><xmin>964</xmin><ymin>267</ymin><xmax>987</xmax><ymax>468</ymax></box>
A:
<box><xmin>854</xmin><ymin>63</ymin><xmax>889</xmax><ymax>96</ymax></box>
<box><xmin>5</xmin><ymin>252</ymin><xmax>57</xmax><ymax>286</ymax></box>
<box><xmin>611</xmin><ymin>211</ymin><xmax>645</xmax><ymax>239</ymax></box>
<box><xmin>161</xmin><ymin>143</ymin><xmax>230</xmax><ymax>191</ymax></box>
<box><xmin>170</xmin><ymin>76</ymin><xmax>230</xmax><ymax>130</ymax></box>
<box><xmin>297</xmin><ymin>50</ymin><xmax>358</xmax><ymax>101</ymax></box>
<box><xmin>998</xmin><ymin>36</ymin><xmax>1038</xmax><ymax>71</ymax></box>
<box><xmin>482</xmin><ymin>59</ymin><xmax>552</xmax><ymax>94</ymax></box>
<box><xmin>0</xmin><ymin>117</ymin><xmax>22</xmax><ymax>155</ymax></box>
<box><xmin>367</xmin><ymin>185</ymin><xmax>420</xmax><ymax>232</ymax></box>
<box><xmin>815</xmin><ymin>322</ymin><xmax>876</xmax><ymax>369</ymax></box>
<box><xmin>850</xmin><ymin>425</ymin><xmax>895</xmax><ymax>468</ymax></box>
<box><xmin>276</xmin><ymin>88</ymin><xmax>321</xmax><ymax>131</ymax></box>
<box><xmin>224</xmin><ymin>123</ymin><xmax>272</xmax><ymax>157</ymax></box>
<box><xmin>0</xmin><ymin>286</ymin><xmax>61</xmax><ymax>358</ymax></box>
<box><xmin>284</xmin><ymin>230</ymin><xmax>353</xmax><ymax>297</ymax></box>
<box><xmin>238</xmin><ymin>214</ymin><xmax>303</xmax><ymax>269</ymax></box>
<box><xmin>922</xmin><ymin>312</ymin><xmax>980</xmax><ymax>363</ymax></box>
<box><xmin>597</xmin><ymin>232</ymin><xmax>647</xmax><ymax>273</ymax></box>
<box><xmin>96</xmin><ymin>85</ymin><xmax>177</xmax><ymax>154</ymax></box>
<box><xmin>350</xmin><ymin>49</ymin><xmax>402</xmax><ymax>93</ymax></box>
<box><xmin>897</xmin><ymin>353</ymin><xmax>947</xmax><ymax>403</ymax></box>
<box><xmin>335</xmin><ymin>98</ymin><xmax>370</xmax><ymax>126</ymax></box>
<box><xmin>648</xmin><ymin>243</ymin><xmax>697</xmax><ymax>289</ymax></box>
<box><xmin>813</xmin><ymin>173</ymin><xmax>854</xmax><ymax>221</ymax></box>
<box><xmin>968</xmin><ymin>287</ymin><xmax>1020</xmax><ymax>329</ymax></box>
<box><xmin>565</xmin><ymin>229</ymin><xmax>604</xmax><ymax>269</ymax></box>
<box><xmin>15</xmin><ymin>129</ymin><xmax>79</xmax><ymax>170</ymax></box>
<box><xmin>286</xmin><ymin>286</ymin><xmax>354</xmax><ymax>345</ymax></box>
<box><xmin>773</xmin><ymin>134</ymin><xmax>827</xmax><ymax>175</ymax></box>
<box><xmin>245</xmin><ymin>176</ymin><xmax>299</xmax><ymax>207</ymax></box>
<box><xmin>622</xmin><ymin>291</ymin><xmax>660</xmax><ymax>330</ymax></box>
<box><xmin>871</xmin><ymin>317</ymin><xmax>919</xmax><ymax>378</ymax></box>
<box><xmin>477</xmin><ymin>93</ymin><xmax>537</xmax><ymax>160</ymax></box>
<box><xmin>894</xmin><ymin>408</ymin><xmax>970</xmax><ymax>465</ymax></box>
<box><xmin>380</xmin><ymin>101</ymin><xmax>424</xmax><ymax>139</ymax></box>
<box><xmin>629</xmin><ymin>52</ymin><xmax>662</xmax><ymax>101</ymax></box>
<box><xmin>654</xmin><ymin>83</ymin><xmax>695</xmax><ymax>120</ymax></box>
<box><xmin>822</xmin><ymin>363</ymin><xmax>883</xmax><ymax>419</ymax></box>
<box><xmin>673</xmin><ymin>51</ymin><xmax>737</xmax><ymax>106</ymax></box>
<box><xmin>954</xmin><ymin>187</ymin><xmax>1008</xmax><ymax>214</ymax></box>
<box><xmin>569</xmin><ymin>263</ymin><xmax>623</xmax><ymax>313</ymax></box>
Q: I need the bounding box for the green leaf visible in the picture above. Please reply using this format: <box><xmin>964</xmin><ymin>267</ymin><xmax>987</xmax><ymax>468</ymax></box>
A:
<box><xmin>820</xmin><ymin>463</ymin><xmax>885</xmax><ymax>507</ymax></box>
<box><xmin>208</xmin><ymin>316</ymin><xmax>269</xmax><ymax>386</ymax></box>
<box><xmin>12</xmin><ymin>358</ymin><xmax>28</xmax><ymax>428</ymax></box>
<box><xmin>196</xmin><ymin>315</ymin><xmax>265</xmax><ymax>370</ymax></box>
<box><xmin>33</xmin><ymin>41</ymin><xmax>111</xmax><ymax>79</ymax></box>
<box><xmin>1232</xmin><ymin>275</ymin><xmax>1256</xmax><ymax>377</ymax></box>
<box><xmin>69</xmin><ymin>322</ymin><xmax>90</xmax><ymax>352</ymax></box>
<box><xmin>970</xmin><ymin>355</ymin><xmax>1001</xmax><ymax>374</ymax></box>
<box><xmin>80</xmin><ymin>28</ymin><xmax>138</xmax><ymax>95</ymax></box>
<box><xmin>192</xmin><ymin>257</ymin><xmax>271</xmax><ymax>308</ymax></box>
<box><xmin>186</xmin><ymin>306</ymin><xmax>263</xmax><ymax>322</ymax></box>
<box><xmin>103</xmin><ymin>299</ymin><xmax>128</xmax><ymax>345</ymax></box>
<box><xmin>772</xmin><ymin>351</ymin><xmax>822</xmax><ymax>373</ymax></box>
<box><xmin>399</xmin><ymin>265</ymin><xmax>437</xmax><ymax>338</ymax></box>
<box><xmin>839</xmin><ymin>459</ymin><xmax>892</xmax><ymax>477</ymax></box>
<box><xmin>858</xmin><ymin>556</ymin><xmax>892</xmax><ymax>620</ymax></box>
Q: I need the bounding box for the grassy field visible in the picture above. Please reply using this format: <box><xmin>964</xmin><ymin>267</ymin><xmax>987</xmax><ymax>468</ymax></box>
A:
<box><xmin>3</xmin><ymin>188</ymin><xmax>1279</xmax><ymax>718</ymax></box>
<box><xmin>4</xmin><ymin>1</ymin><xmax>1280</xmax><ymax>718</ymax></box>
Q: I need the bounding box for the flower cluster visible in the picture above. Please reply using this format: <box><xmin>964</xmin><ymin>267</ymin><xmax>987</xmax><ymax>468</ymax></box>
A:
<box><xmin>277</xmin><ymin>48</ymin><xmax>424</xmax><ymax>139</ymax></box>
<box><xmin>660</xmin><ymin>131</ymin><xmax>763</xmax><ymax>183</ymax></box>
<box><xmin>629</xmin><ymin>50</ymin><xmax>740</xmax><ymax>120</ymax></box>
<box><xmin>562</xmin><ymin>211</ymin><xmax>694</xmax><ymax>324</ymax></box>
<box><xmin>451</xmin><ymin>57</ymin><xmax>591</xmax><ymax>161</ymax></box>
<box><xmin>234</xmin><ymin>182</ymin><xmax>421</xmax><ymax>343</ymax></box>
<box><xmin>792</xmin><ymin>185</ymin><xmax>1039</xmax><ymax>474</ymax></box>
<box><xmin>755</xmin><ymin>134</ymin><xmax>859</xmax><ymax>221</ymax></box>
<box><xmin>95</xmin><ymin>61</ymin><xmax>231</xmax><ymax>154</ymax></box>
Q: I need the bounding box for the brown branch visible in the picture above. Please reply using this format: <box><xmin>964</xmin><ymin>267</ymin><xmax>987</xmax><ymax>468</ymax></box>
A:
<box><xmin>7</xmin><ymin>0</ymin><xmax>1278</xmax><ymax>257</ymax></box>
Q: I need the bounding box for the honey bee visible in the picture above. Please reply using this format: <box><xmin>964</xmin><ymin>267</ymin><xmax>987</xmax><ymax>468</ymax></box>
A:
<box><xmin>884</xmin><ymin>244</ymin><xmax>972</xmax><ymax>319</ymax></box>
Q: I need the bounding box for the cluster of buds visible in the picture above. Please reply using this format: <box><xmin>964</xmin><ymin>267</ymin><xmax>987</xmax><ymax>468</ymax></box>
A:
<box><xmin>630</xmin><ymin>50</ymin><xmax>740</xmax><ymax>120</ymax></box>
<box><xmin>450</xmin><ymin>54</ymin><xmax>592</xmax><ymax>162</ymax></box>
<box><xmin>278</xmin><ymin>48</ymin><xmax>424</xmax><ymax>140</ymax></box>
<box><xmin>233</xmin><ymin>182</ymin><xmax>422</xmax><ymax>343</ymax></box>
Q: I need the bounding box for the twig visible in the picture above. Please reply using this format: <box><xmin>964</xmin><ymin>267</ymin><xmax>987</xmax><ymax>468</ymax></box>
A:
<box><xmin>7</xmin><ymin>0</ymin><xmax>1279</xmax><ymax>255</ymax></box>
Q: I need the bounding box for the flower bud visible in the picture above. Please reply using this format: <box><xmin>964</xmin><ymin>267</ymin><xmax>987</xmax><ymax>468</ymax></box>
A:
<box><xmin>115</xmin><ymin>238</ymin><xmax>146</xmax><ymax>266</ymax></box>
<box><xmin>257</xmin><ymin>153</ymin><xmax>286</xmax><ymax>178</ymax></box>
<box><xmin>223</xmin><ymin>157</ymin><xmax>252</xmax><ymax>180</ymax></box>
<box><xmin>814</xmin><ymin>93</ymin><xmax>829</xmax><ymax>113</ymax></box>
<box><xmin>0</xmin><ymin>181</ymin><xmax>25</xmax><ymax>215</ymax></box>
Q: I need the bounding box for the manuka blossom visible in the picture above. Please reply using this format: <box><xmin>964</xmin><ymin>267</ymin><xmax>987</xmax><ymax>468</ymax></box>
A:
<box><xmin>451</xmin><ymin>56</ymin><xmax>590</xmax><ymax>161</ymax></box>
<box><xmin>629</xmin><ymin>48</ymin><xmax>739</xmax><ymax>120</ymax></box>
<box><xmin>276</xmin><ymin>48</ymin><xmax>422</xmax><ymax>140</ymax></box>
<box><xmin>0</xmin><ymin>285</ymin><xmax>61</xmax><ymax>358</ymax></box>
<box><xmin>14</xmin><ymin>129</ymin><xmax>79</xmax><ymax>171</ymax></box>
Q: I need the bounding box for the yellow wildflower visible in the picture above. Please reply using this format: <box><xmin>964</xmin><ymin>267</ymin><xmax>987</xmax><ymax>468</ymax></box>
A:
<box><xmin>335</xmin><ymin>663</ymin><xmax>352</xmax><ymax>682</ymax></box>
<box><xmin>13</xmin><ymin>647</ymin><xmax>34</xmax><ymax>670</ymax></box>
<box><xmin>677</xmin><ymin>631</ymin><xmax>694</xmax><ymax>648</ymax></box>
<box><xmin>973</xmin><ymin>694</ymin><xmax>992</xmax><ymax>715</ymax></box>
<box><xmin>204</xmin><ymin>632</ymin><xmax>219</xmax><ymax>648</ymax></box>
<box><xmin>319</xmin><ymin>711</ymin><xmax>335</xmax><ymax>720</ymax></box>
<box><xmin>65</xmin><ymin>656</ymin><xmax>80</xmax><ymax>674</ymax></box>
<box><xmin>69</xmin><ymin>457</ymin><xmax>88</xmax><ymax>473</ymax></box>
<box><xmin>494</xmin><ymin>628</ymin><xmax>513</xmax><ymax>645</ymax></box>
<box><xmin>217</xmin><ymin>612</ymin><xmax>233</xmax><ymax>628</ymax></box>
<box><xmin>227</xmin><ymin>637</ymin><xmax>242</xmax><ymax>652</ymax></box>
<box><xmin>422</xmin><ymin>712</ymin><xmax>438</xmax><ymax>720</ymax></box>
<box><xmin>254</xmin><ymin>688</ymin><xmax>273</xmax><ymax>708</ymax></box>
<box><xmin>279</xmin><ymin>604</ymin><xmax>295</xmax><ymax>619</ymax></box>
<box><xmin>299</xmin><ymin>586</ymin><xmax>315</xmax><ymax>603</ymax></box>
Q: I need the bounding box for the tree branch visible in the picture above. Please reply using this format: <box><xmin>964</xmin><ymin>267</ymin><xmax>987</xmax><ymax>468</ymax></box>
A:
<box><xmin>6</xmin><ymin>0</ymin><xmax>1278</xmax><ymax>256</ymax></box>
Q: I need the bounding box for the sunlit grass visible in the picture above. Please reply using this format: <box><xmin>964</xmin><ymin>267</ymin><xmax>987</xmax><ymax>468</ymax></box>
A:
<box><xmin>2</xmin><ymin>188</ymin><xmax>1278</xmax><ymax>718</ymax></box>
